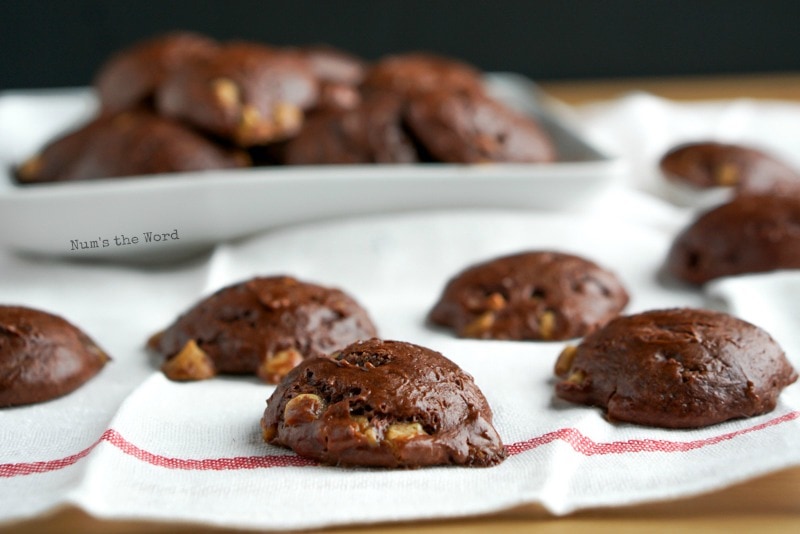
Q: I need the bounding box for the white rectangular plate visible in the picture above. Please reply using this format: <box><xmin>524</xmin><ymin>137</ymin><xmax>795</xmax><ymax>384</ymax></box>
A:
<box><xmin>0</xmin><ymin>74</ymin><xmax>625</xmax><ymax>262</ymax></box>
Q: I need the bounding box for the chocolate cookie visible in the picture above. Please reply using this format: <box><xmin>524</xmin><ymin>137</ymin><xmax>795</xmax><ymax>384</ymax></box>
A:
<box><xmin>283</xmin><ymin>92</ymin><xmax>419</xmax><ymax>164</ymax></box>
<box><xmin>299</xmin><ymin>45</ymin><xmax>366</xmax><ymax>112</ymax></box>
<box><xmin>660</xmin><ymin>141</ymin><xmax>800</xmax><ymax>194</ymax></box>
<box><xmin>300</xmin><ymin>45</ymin><xmax>367</xmax><ymax>86</ymax></box>
<box><xmin>428</xmin><ymin>251</ymin><xmax>629</xmax><ymax>340</ymax></box>
<box><xmin>554</xmin><ymin>308</ymin><xmax>797</xmax><ymax>428</ymax></box>
<box><xmin>0</xmin><ymin>305</ymin><xmax>109</xmax><ymax>407</ymax></box>
<box><xmin>362</xmin><ymin>52</ymin><xmax>486</xmax><ymax>97</ymax></box>
<box><xmin>156</xmin><ymin>42</ymin><xmax>319</xmax><ymax>146</ymax></box>
<box><xmin>404</xmin><ymin>89</ymin><xmax>557</xmax><ymax>163</ymax></box>
<box><xmin>261</xmin><ymin>338</ymin><xmax>506</xmax><ymax>468</ymax></box>
<box><xmin>312</xmin><ymin>82</ymin><xmax>362</xmax><ymax>113</ymax></box>
<box><xmin>147</xmin><ymin>276</ymin><xmax>378</xmax><ymax>383</ymax></box>
<box><xmin>94</xmin><ymin>32</ymin><xmax>220</xmax><ymax>114</ymax></box>
<box><xmin>14</xmin><ymin>115</ymin><xmax>110</xmax><ymax>183</ymax></box>
<box><xmin>665</xmin><ymin>194</ymin><xmax>800</xmax><ymax>285</ymax></box>
<box><xmin>15</xmin><ymin>110</ymin><xmax>248</xmax><ymax>183</ymax></box>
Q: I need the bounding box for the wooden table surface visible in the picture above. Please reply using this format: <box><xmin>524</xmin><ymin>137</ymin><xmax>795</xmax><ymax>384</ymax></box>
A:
<box><xmin>539</xmin><ymin>72</ymin><xmax>800</xmax><ymax>105</ymax></box>
<box><xmin>3</xmin><ymin>72</ymin><xmax>800</xmax><ymax>534</ymax></box>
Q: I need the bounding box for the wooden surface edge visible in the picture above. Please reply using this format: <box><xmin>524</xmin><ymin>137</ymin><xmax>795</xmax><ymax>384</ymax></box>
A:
<box><xmin>538</xmin><ymin>72</ymin><xmax>800</xmax><ymax>105</ymax></box>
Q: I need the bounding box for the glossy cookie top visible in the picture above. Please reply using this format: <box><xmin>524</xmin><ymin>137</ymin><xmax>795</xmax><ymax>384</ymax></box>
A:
<box><xmin>361</xmin><ymin>52</ymin><xmax>485</xmax><ymax>97</ymax></box>
<box><xmin>156</xmin><ymin>42</ymin><xmax>319</xmax><ymax>146</ymax></box>
<box><xmin>94</xmin><ymin>31</ymin><xmax>220</xmax><ymax>115</ymax></box>
<box><xmin>15</xmin><ymin>110</ymin><xmax>248</xmax><ymax>183</ymax></box>
<box><xmin>283</xmin><ymin>92</ymin><xmax>418</xmax><ymax>164</ymax></box>
<box><xmin>404</xmin><ymin>88</ymin><xmax>557</xmax><ymax>164</ymax></box>
<box><xmin>428</xmin><ymin>251</ymin><xmax>629</xmax><ymax>340</ymax></box>
<box><xmin>554</xmin><ymin>308</ymin><xmax>798</xmax><ymax>428</ymax></box>
<box><xmin>665</xmin><ymin>193</ymin><xmax>800</xmax><ymax>285</ymax></box>
<box><xmin>0</xmin><ymin>305</ymin><xmax>109</xmax><ymax>407</ymax></box>
<box><xmin>148</xmin><ymin>276</ymin><xmax>378</xmax><ymax>384</ymax></box>
<box><xmin>659</xmin><ymin>141</ymin><xmax>800</xmax><ymax>193</ymax></box>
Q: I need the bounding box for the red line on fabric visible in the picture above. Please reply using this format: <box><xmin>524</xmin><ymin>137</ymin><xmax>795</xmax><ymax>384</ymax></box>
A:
<box><xmin>0</xmin><ymin>429</ymin><xmax>314</xmax><ymax>478</ymax></box>
<box><xmin>102</xmin><ymin>429</ymin><xmax>316</xmax><ymax>470</ymax></box>
<box><xmin>1</xmin><ymin>411</ymin><xmax>797</xmax><ymax>478</ymax></box>
<box><xmin>0</xmin><ymin>432</ymin><xmax>105</xmax><ymax>478</ymax></box>
<box><xmin>504</xmin><ymin>410</ymin><xmax>800</xmax><ymax>456</ymax></box>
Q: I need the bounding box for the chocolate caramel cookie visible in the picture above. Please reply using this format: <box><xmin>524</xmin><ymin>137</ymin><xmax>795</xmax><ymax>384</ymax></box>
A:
<box><xmin>665</xmin><ymin>194</ymin><xmax>800</xmax><ymax>285</ymax></box>
<box><xmin>261</xmin><ymin>338</ymin><xmax>506</xmax><ymax>468</ymax></box>
<box><xmin>94</xmin><ymin>31</ymin><xmax>220</xmax><ymax>114</ymax></box>
<box><xmin>428</xmin><ymin>251</ymin><xmax>629</xmax><ymax>340</ymax></box>
<box><xmin>554</xmin><ymin>308</ymin><xmax>798</xmax><ymax>428</ymax></box>
<box><xmin>283</xmin><ymin>92</ymin><xmax>418</xmax><ymax>164</ymax></box>
<box><xmin>660</xmin><ymin>141</ymin><xmax>800</xmax><ymax>194</ymax></box>
<box><xmin>404</xmin><ymin>89</ymin><xmax>556</xmax><ymax>163</ymax></box>
<box><xmin>156</xmin><ymin>42</ymin><xmax>319</xmax><ymax>146</ymax></box>
<box><xmin>15</xmin><ymin>110</ymin><xmax>248</xmax><ymax>183</ymax></box>
<box><xmin>361</xmin><ymin>52</ymin><xmax>485</xmax><ymax>97</ymax></box>
<box><xmin>299</xmin><ymin>45</ymin><xmax>366</xmax><ymax>112</ymax></box>
<box><xmin>147</xmin><ymin>276</ymin><xmax>377</xmax><ymax>383</ymax></box>
<box><xmin>0</xmin><ymin>305</ymin><xmax>109</xmax><ymax>407</ymax></box>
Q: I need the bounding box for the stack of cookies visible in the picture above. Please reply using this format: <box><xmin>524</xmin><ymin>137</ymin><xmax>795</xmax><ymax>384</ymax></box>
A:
<box><xmin>15</xmin><ymin>32</ymin><xmax>556</xmax><ymax>184</ymax></box>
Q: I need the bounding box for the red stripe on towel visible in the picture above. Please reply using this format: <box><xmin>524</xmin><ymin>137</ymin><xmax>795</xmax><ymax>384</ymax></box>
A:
<box><xmin>504</xmin><ymin>410</ymin><xmax>800</xmax><ymax>456</ymax></box>
<box><xmin>2</xmin><ymin>411</ymin><xmax>797</xmax><ymax>477</ymax></box>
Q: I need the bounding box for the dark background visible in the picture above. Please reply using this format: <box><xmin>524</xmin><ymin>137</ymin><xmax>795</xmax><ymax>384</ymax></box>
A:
<box><xmin>2</xmin><ymin>0</ymin><xmax>800</xmax><ymax>90</ymax></box>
